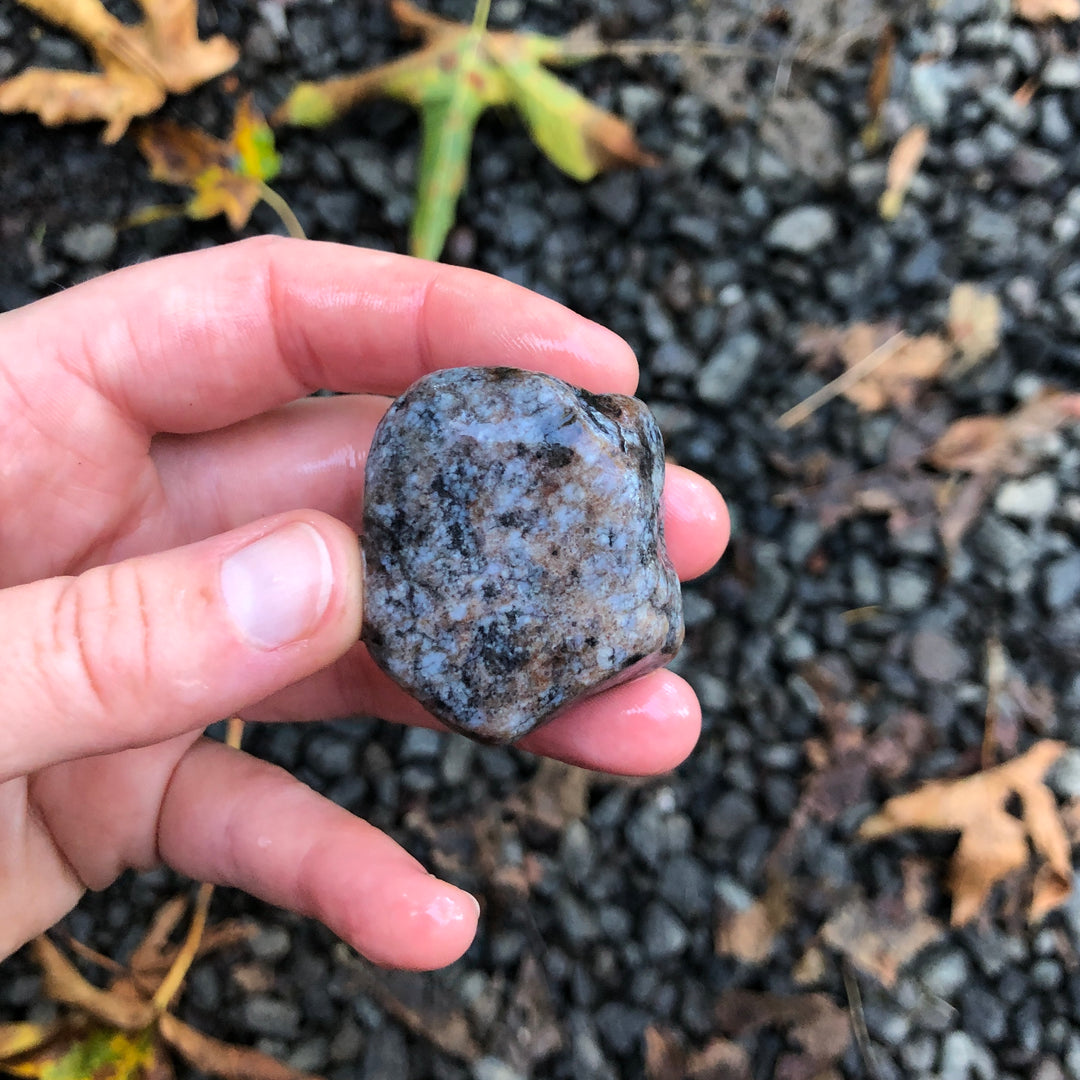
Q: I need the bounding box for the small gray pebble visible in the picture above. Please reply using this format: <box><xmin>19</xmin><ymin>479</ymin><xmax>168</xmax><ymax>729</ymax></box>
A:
<box><xmin>765</xmin><ymin>206</ymin><xmax>837</xmax><ymax>254</ymax></box>
<box><xmin>243</xmin><ymin>996</ymin><xmax>302</xmax><ymax>1039</ymax></box>
<box><xmin>60</xmin><ymin>223</ymin><xmax>117</xmax><ymax>264</ymax></box>
<box><xmin>996</xmin><ymin>474</ymin><xmax>1057</xmax><ymax>520</ymax></box>
<box><xmin>696</xmin><ymin>332</ymin><xmax>761</xmax><ymax>406</ymax></box>
<box><xmin>1044</xmin><ymin>554</ymin><xmax>1080</xmax><ymax>611</ymax></box>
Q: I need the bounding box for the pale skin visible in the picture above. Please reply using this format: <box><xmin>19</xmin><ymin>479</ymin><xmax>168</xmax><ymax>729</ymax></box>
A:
<box><xmin>0</xmin><ymin>236</ymin><xmax>729</xmax><ymax>970</ymax></box>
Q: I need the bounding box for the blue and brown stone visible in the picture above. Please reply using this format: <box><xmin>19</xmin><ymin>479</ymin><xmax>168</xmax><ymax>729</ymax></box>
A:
<box><xmin>361</xmin><ymin>366</ymin><xmax>683</xmax><ymax>743</ymax></box>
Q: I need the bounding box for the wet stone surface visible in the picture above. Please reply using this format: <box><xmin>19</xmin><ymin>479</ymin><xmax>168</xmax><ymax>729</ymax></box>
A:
<box><xmin>361</xmin><ymin>366</ymin><xmax>683</xmax><ymax>743</ymax></box>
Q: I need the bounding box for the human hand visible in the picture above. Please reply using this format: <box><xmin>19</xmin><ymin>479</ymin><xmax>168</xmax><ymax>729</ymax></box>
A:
<box><xmin>0</xmin><ymin>237</ymin><xmax>729</xmax><ymax>968</ymax></box>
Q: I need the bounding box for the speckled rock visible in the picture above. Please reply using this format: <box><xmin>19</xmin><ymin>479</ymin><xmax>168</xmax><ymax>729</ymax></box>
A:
<box><xmin>361</xmin><ymin>367</ymin><xmax>683</xmax><ymax>743</ymax></box>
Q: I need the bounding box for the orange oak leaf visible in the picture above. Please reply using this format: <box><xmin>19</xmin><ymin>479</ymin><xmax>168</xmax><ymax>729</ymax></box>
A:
<box><xmin>859</xmin><ymin>741</ymin><xmax>1072</xmax><ymax>925</ymax></box>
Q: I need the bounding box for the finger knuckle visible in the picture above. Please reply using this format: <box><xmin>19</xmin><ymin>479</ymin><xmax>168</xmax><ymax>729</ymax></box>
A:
<box><xmin>48</xmin><ymin>562</ymin><xmax>154</xmax><ymax>722</ymax></box>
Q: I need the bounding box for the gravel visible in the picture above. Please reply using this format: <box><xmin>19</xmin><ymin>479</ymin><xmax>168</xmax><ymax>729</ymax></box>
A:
<box><xmin>2</xmin><ymin>0</ymin><xmax>1080</xmax><ymax>1077</ymax></box>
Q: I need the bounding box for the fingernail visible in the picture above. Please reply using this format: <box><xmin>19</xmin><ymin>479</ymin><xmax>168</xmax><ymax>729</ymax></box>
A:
<box><xmin>221</xmin><ymin>523</ymin><xmax>333</xmax><ymax>649</ymax></box>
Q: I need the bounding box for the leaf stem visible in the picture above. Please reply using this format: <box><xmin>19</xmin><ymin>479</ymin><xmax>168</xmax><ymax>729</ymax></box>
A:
<box><xmin>471</xmin><ymin>0</ymin><xmax>492</xmax><ymax>32</ymax></box>
<box><xmin>257</xmin><ymin>181</ymin><xmax>306</xmax><ymax>239</ymax></box>
<box><xmin>151</xmin><ymin>720</ymin><xmax>245</xmax><ymax>1014</ymax></box>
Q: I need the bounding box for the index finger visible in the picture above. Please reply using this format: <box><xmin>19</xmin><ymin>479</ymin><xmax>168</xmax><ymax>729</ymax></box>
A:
<box><xmin>2</xmin><ymin>236</ymin><xmax>638</xmax><ymax>435</ymax></box>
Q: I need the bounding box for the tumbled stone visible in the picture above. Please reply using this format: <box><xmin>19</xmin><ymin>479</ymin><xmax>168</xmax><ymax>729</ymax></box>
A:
<box><xmin>361</xmin><ymin>367</ymin><xmax>683</xmax><ymax>743</ymax></box>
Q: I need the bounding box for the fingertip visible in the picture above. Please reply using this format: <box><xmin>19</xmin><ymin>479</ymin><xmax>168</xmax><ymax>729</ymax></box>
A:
<box><xmin>523</xmin><ymin>668</ymin><xmax>701</xmax><ymax>776</ymax></box>
<box><xmin>575</xmin><ymin>320</ymin><xmax>640</xmax><ymax>396</ymax></box>
<box><xmin>347</xmin><ymin>875</ymin><xmax>480</xmax><ymax>970</ymax></box>
<box><xmin>663</xmin><ymin>465</ymin><xmax>730</xmax><ymax>581</ymax></box>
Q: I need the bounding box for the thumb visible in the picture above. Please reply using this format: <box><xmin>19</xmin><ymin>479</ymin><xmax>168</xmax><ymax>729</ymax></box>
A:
<box><xmin>0</xmin><ymin>512</ymin><xmax>362</xmax><ymax>780</ymax></box>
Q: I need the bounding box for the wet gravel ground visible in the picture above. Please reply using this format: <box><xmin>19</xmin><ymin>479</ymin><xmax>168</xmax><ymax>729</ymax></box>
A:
<box><xmin>3</xmin><ymin>0</ymin><xmax>1080</xmax><ymax>1077</ymax></box>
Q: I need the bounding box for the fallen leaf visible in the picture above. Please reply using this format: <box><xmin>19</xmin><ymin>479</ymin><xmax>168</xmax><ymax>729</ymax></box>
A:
<box><xmin>859</xmin><ymin>740</ymin><xmax>1072</xmax><ymax>924</ymax></box>
<box><xmin>716</xmin><ymin>876</ymin><xmax>791</xmax><ymax>964</ymax></box>
<box><xmin>0</xmin><ymin>1020</ymin><xmax>166</xmax><ymax>1080</ymax></box>
<box><xmin>716</xmin><ymin>991</ymin><xmax>850</xmax><ymax>1080</ymax></box>
<box><xmin>1012</xmin><ymin>0</ymin><xmax>1080</xmax><ymax>22</ymax></box>
<box><xmin>508</xmin><ymin>757</ymin><xmax>597</xmax><ymax>834</ymax></box>
<box><xmin>820</xmin><ymin>888</ymin><xmax>943</xmax><ymax>987</ymax></box>
<box><xmin>645</xmin><ymin>1026</ymin><xmax>751</xmax><ymax>1080</ymax></box>
<box><xmin>2</xmin><ymin>891</ymin><xmax>320</xmax><ymax>1080</ymax></box>
<box><xmin>798</xmin><ymin>321</ymin><xmax>950</xmax><ymax>412</ymax></box>
<box><xmin>775</xmin><ymin>457</ymin><xmax>942</xmax><ymax>535</ymax></box>
<box><xmin>792</xmin><ymin>946</ymin><xmax>828</xmax><ymax>986</ymax></box>
<box><xmin>928</xmin><ymin>389</ymin><xmax>1080</xmax><ymax>476</ymax></box>
<box><xmin>136</xmin><ymin>95</ymin><xmax>281</xmax><ymax>230</ymax></box>
<box><xmin>879</xmin><ymin>124</ymin><xmax>928</xmax><ymax>220</ymax></box>
<box><xmin>273</xmin><ymin>0</ymin><xmax>655</xmax><ymax>258</ymax></box>
<box><xmin>0</xmin><ymin>0</ymin><xmax>237</xmax><ymax>142</ymax></box>
<box><xmin>947</xmin><ymin>283</ymin><xmax>1002</xmax><ymax>369</ymax></box>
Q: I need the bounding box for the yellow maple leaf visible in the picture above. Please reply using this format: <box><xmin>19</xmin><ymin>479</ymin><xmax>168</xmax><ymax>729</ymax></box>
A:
<box><xmin>136</xmin><ymin>96</ymin><xmax>282</xmax><ymax>230</ymax></box>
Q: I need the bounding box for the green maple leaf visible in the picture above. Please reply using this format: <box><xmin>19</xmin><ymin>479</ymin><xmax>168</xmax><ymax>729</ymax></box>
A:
<box><xmin>273</xmin><ymin>0</ymin><xmax>656</xmax><ymax>260</ymax></box>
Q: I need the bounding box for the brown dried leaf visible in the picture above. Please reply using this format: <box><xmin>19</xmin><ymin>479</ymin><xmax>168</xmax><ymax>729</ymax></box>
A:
<box><xmin>716</xmin><ymin>877</ymin><xmax>791</xmax><ymax>963</ymax></box>
<box><xmin>929</xmin><ymin>389</ymin><xmax>1080</xmax><ymax>476</ymax></box>
<box><xmin>843</xmin><ymin>333</ymin><xmax>950</xmax><ymax>412</ymax></box>
<box><xmin>645</xmin><ymin>1027</ymin><xmax>751</xmax><ymax>1080</ymax></box>
<box><xmin>159</xmin><ymin>1015</ymin><xmax>321</xmax><ymax>1080</ymax></box>
<box><xmin>792</xmin><ymin>946</ymin><xmax>828</xmax><ymax>987</ymax></box>
<box><xmin>508</xmin><ymin>758</ymin><xmax>597</xmax><ymax>833</ymax></box>
<box><xmin>859</xmin><ymin>741</ymin><xmax>1072</xmax><ymax>924</ymax></box>
<box><xmin>879</xmin><ymin>124</ymin><xmax>928</xmax><ymax>220</ymax></box>
<box><xmin>716</xmin><ymin>991</ymin><xmax>851</xmax><ymax>1077</ymax></box>
<box><xmin>798</xmin><ymin>321</ymin><xmax>950</xmax><ymax>412</ymax></box>
<box><xmin>0</xmin><ymin>0</ymin><xmax>237</xmax><ymax>142</ymax></box>
<box><xmin>1012</xmin><ymin>0</ymin><xmax>1080</xmax><ymax>22</ymax></box>
<box><xmin>820</xmin><ymin>890</ymin><xmax>943</xmax><ymax>987</ymax></box>
<box><xmin>947</xmin><ymin>283</ymin><xmax>1002</xmax><ymax>368</ymax></box>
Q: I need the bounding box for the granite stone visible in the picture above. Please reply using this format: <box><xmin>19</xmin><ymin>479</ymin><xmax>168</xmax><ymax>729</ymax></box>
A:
<box><xmin>361</xmin><ymin>367</ymin><xmax>683</xmax><ymax>743</ymax></box>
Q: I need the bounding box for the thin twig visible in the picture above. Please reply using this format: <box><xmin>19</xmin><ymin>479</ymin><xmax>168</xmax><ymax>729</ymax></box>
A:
<box><xmin>257</xmin><ymin>182</ymin><xmax>306</xmax><ymax>239</ymax></box>
<box><xmin>842</xmin><ymin>960</ymin><xmax>882</xmax><ymax>1080</ymax></box>
<box><xmin>776</xmin><ymin>331</ymin><xmax>905</xmax><ymax>430</ymax></box>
